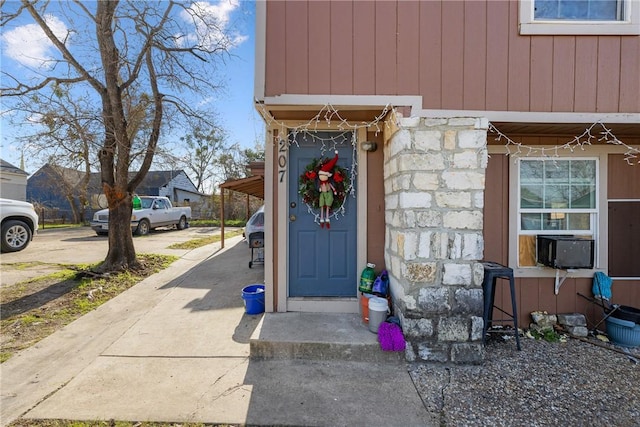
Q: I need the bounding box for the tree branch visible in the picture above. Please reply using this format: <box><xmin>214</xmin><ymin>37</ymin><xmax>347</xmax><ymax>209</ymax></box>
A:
<box><xmin>21</xmin><ymin>0</ymin><xmax>105</xmax><ymax>94</ymax></box>
<box><xmin>128</xmin><ymin>48</ymin><xmax>162</xmax><ymax>192</ymax></box>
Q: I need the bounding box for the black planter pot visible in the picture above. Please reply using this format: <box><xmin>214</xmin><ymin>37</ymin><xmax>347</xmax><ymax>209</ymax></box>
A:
<box><xmin>607</xmin><ymin>305</ymin><xmax>640</xmax><ymax>325</ymax></box>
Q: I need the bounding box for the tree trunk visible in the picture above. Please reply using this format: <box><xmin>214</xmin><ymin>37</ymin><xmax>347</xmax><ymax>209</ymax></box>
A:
<box><xmin>67</xmin><ymin>196</ymin><xmax>83</xmax><ymax>224</ymax></box>
<box><xmin>99</xmin><ymin>194</ymin><xmax>139</xmax><ymax>272</ymax></box>
<box><xmin>78</xmin><ymin>194</ymin><xmax>88</xmax><ymax>224</ymax></box>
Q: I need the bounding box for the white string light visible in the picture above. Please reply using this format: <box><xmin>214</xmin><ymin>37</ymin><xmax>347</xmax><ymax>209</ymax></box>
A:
<box><xmin>259</xmin><ymin>105</ymin><xmax>637</xmax><ymax>224</ymax></box>
<box><xmin>256</xmin><ymin>102</ymin><xmax>397</xmax><ymax>143</ymax></box>
<box><xmin>489</xmin><ymin>121</ymin><xmax>639</xmax><ymax>165</ymax></box>
<box><xmin>260</xmin><ymin>103</ymin><xmax>399</xmax><ymax>224</ymax></box>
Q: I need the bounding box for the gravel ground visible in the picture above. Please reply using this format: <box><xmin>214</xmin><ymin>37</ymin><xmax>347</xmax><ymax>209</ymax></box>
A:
<box><xmin>408</xmin><ymin>336</ymin><xmax>640</xmax><ymax>427</ymax></box>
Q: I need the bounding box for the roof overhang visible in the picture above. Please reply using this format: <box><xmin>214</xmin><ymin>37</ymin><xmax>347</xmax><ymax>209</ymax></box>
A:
<box><xmin>490</xmin><ymin>121</ymin><xmax>640</xmax><ymax>143</ymax></box>
<box><xmin>256</xmin><ymin>103</ymin><xmax>393</xmax><ymax>125</ymax></box>
<box><xmin>219</xmin><ymin>175</ymin><xmax>264</xmax><ymax>199</ymax></box>
<box><xmin>254</xmin><ymin>95</ymin><xmax>639</xmax><ymax>142</ymax></box>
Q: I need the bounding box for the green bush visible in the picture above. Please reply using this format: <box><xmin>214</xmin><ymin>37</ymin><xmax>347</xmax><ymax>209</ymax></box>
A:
<box><xmin>189</xmin><ymin>219</ymin><xmax>246</xmax><ymax>227</ymax></box>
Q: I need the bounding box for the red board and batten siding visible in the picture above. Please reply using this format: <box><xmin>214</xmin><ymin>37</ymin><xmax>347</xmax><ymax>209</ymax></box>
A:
<box><xmin>353</xmin><ymin>1</ymin><xmax>376</xmax><ymax>95</ymax></box>
<box><xmin>264</xmin><ymin>0</ymin><xmax>640</xmax><ymax>114</ymax></box>
<box><xmin>484</xmin><ymin>154</ymin><xmax>640</xmax><ymax>328</ymax></box>
<box><xmin>330</xmin><ymin>2</ymin><xmax>354</xmax><ymax>94</ymax></box>
<box><xmin>308</xmin><ymin>1</ymin><xmax>330</xmax><ymax>94</ymax></box>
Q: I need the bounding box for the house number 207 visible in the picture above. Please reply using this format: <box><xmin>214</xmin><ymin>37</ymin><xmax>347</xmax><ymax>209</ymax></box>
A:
<box><xmin>278</xmin><ymin>138</ymin><xmax>287</xmax><ymax>183</ymax></box>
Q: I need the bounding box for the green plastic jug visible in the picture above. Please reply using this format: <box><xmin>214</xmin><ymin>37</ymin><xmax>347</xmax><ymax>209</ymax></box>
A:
<box><xmin>359</xmin><ymin>263</ymin><xmax>376</xmax><ymax>293</ymax></box>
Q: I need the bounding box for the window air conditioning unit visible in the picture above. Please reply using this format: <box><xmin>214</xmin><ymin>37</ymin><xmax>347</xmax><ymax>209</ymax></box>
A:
<box><xmin>536</xmin><ymin>235</ymin><xmax>595</xmax><ymax>269</ymax></box>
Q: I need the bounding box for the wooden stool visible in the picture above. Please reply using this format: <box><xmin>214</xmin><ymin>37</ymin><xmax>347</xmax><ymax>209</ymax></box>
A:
<box><xmin>482</xmin><ymin>261</ymin><xmax>521</xmax><ymax>350</ymax></box>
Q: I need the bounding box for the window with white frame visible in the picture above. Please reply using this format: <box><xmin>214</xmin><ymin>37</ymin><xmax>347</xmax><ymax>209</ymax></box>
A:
<box><xmin>535</xmin><ymin>0</ymin><xmax>625</xmax><ymax>21</ymax></box>
<box><xmin>519</xmin><ymin>0</ymin><xmax>640</xmax><ymax>35</ymax></box>
<box><xmin>517</xmin><ymin>158</ymin><xmax>598</xmax><ymax>267</ymax></box>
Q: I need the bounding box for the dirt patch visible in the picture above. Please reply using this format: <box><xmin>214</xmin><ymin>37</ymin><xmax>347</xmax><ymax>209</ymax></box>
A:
<box><xmin>0</xmin><ymin>255</ymin><xmax>176</xmax><ymax>363</ymax></box>
<box><xmin>0</xmin><ymin>262</ymin><xmax>68</xmax><ymax>289</ymax></box>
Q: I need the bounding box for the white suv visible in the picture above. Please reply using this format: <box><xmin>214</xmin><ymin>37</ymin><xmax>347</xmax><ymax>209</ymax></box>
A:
<box><xmin>0</xmin><ymin>198</ymin><xmax>39</xmax><ymax>252</ymax></box>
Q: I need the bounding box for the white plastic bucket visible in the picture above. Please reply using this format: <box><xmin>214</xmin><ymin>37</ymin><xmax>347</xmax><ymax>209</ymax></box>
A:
<box><xmin>368</xmin><ymin>297</ymin><xmax>389</xmax><ymax>333</ymax></box>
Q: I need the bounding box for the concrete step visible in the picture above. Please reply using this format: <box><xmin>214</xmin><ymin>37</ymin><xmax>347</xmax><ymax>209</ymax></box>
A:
<box><xmin>249</xmin><ymin>312</ymin><xmax>405</xmax><ymax>363</ymax></box>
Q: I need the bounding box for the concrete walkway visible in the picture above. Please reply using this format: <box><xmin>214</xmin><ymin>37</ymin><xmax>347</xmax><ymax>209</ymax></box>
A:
<box><xmin>1</xmin><ymin>237</ymin><xmax>435</xmax><ymax>426</ymax></box>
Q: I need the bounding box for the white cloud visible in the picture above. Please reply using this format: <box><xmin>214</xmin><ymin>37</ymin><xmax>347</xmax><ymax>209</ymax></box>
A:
<box><xmin>197</xmin><ymin>96</ymin><xmax>216</xmax><ymax>107</ymax></box>
<box><xmin>0</xmin><ymin>15</ymin><xmax>68</xmax><ymax>68</ymax></box>
<box><xmin>180</xmin><ymin>0</ymin><xmax>248</xmax><ymax>51</ymax></box>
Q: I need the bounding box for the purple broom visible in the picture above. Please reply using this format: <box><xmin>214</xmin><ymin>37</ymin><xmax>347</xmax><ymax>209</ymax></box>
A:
<box><xmin>378</xmin><ymin>321</ymin><xmax>406</xmax><ymax>352</ymax></box>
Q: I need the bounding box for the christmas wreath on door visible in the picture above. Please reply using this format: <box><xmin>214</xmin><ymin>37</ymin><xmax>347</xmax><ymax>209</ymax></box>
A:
<box><xmin>298</xmin><ymin>151</ymin><xmax>351</xmax><ymax>228</ymax></box>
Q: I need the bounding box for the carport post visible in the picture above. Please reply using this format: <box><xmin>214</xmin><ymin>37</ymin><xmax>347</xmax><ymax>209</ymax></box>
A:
<box><xmin>220</xmin><ymin>188</ymin><xmax>225</xmax><ymax>249</ymax></box>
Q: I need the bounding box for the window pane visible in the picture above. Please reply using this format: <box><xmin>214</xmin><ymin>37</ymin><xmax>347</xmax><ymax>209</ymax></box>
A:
<box><xmin>521</xmin><ymin>185</ymin><xmax>544</xmax><ymax>208</ymax></box>
<box><xmin>544</xmin><ymin>185</ymin><xmax>570</xmax><ymax>208</ymax></box>
<box><xmin>587</xmin><ymin>0</ymin><xmax>621</xmax><ymax>19</ymax></box>
<box><xmin>535</xmin><ymin>0</ymin><xmax>559</xmax><ymax>19</ymax></box>
<box><xmin>542</xmin><ymin>213</ymin><xmax>567</xmax><ymax>230</ymax></box>
<box><xmin>545</xmin><ymin>161</ymin><xmax>569</xmax><ymax>183</ymax></box>
<box><xmin>571</xmin><ymin>185</ymin><xmax>596</xmax><ymax>208</ymax></box>
<box><xmin>522</xmin><ymin>213</ymin><xmax>543</xmax><ymax>230</ymax></box>
<box><xmin>560</xmin><ymin>1</ymin><xmax>590</xmax><ymax>20</ymax></box>
<box><xmin>520</xmin><ymin>160</ymin><xmax>543</xmax><ymax>183</ymax></box>
<box><xmin>535</xmin><ymin>0</ymin><xmax>622</xmax><ymax>21</ymax></box>
<box><xmin>571</xmin><ymin>160</ymin><xmax>596</xmax><ymax>183</ymax></box>
<box><xmin>567</xmin><ymin>213</ymin><xmax>591</xmax><ymax>230</ymax></box>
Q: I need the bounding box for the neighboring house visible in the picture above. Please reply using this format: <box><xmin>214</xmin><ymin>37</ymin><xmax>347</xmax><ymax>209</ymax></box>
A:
<box><xmin>27</xmin><ymin>163</ymin><xmax>88</xmax><ymax>221</ymax></box>
<box><xmin>0</xmin><ymin>159</ymin><xmax>29</xmax><ymax>201</ymax></box>
<box><xmin>28</xmin><ymin>166</ymin><xmax>203</xmax><ymax>220</ymax></box>
<box><xmin>132</xmin><ymin>170</ymin><xmax>202</xmax><ymax>206</ymax></box>
<box><xmin>254</xmin><ymin>0</ymin><xmax>640</xmax><ymax>363</ymax></box>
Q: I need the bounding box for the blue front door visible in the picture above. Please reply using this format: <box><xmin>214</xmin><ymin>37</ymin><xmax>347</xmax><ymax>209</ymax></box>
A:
<box><xmin>288</xmin><ymin>131</ymin><xmax>357</xmax><ymax>297</ymax></box>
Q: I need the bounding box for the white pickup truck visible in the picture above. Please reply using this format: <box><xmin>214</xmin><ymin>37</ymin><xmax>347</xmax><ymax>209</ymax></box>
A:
<box><xmin>90</xmin><ymin>196</ymin><xmax>191</xmax><ymax>236</ymax></box>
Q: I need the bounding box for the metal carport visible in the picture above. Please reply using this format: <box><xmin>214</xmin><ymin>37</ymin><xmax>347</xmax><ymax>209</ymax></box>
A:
<box><xmin>218</xmin><ymin>168</ymin><xmax>264</xmax><ymax>248</ymax></box>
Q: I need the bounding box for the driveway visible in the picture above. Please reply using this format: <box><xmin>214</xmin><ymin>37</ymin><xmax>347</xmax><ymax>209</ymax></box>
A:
<box><xmin>0</xmin><ymin>226</ymin><xmax>235</xmax><ymax>287</ymax></box>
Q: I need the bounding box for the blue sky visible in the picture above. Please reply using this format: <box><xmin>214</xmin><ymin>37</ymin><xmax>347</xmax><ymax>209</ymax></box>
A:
<box><xmin>0</xmin><ymin>0</ymin><xmax>263</xmax><ymax>176</ymax></box>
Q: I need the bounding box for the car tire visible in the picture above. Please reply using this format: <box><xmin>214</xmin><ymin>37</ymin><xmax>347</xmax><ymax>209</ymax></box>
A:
<box><xmin>95</xmin><ymin>231</ymin><xmax>108</xmax><ymax>236</ymax></box>
<box><xmin>177</xmin><ymin>216</ymin><xmax>187</xmax><ymax>230</ymax></box>
<box><xmin>135</xmin><ymin>219</ymin><xmax>150</xmax><ymax>236</ymax></box>
<box><xmin>1</xmin><ymin>219</ymin><xmax>32</xmax><ymax>253</ymax></box>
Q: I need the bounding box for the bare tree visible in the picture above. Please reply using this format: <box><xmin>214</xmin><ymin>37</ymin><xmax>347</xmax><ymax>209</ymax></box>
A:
<box><xmin>1</xmin><ymin>0</ymin><xmax>241</xmax><ymax>272</ymax></box>
<box><xmin>13</xmin><ymin>83</ymin><xmax>100</xmax><ymax>223</ymax></box>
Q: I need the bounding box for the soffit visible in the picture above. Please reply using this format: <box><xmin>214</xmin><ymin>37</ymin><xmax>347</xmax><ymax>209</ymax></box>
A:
<box><xmin>258</xmin><ymin>104</ymin><xmax>390</xmax><ymax>124</ymax></box>
<box><xmin>490</xmin><ymin>122</ymin><xmax>640</xmax><ymax>142</ymax></box>
<box><xmin>219</xmin><ymin>175</ymin><xmax>264</xmax><ymax>200</ymax></box>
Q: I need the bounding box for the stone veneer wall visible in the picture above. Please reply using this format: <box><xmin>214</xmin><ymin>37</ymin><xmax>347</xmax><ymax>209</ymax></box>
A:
<box><xmin>383</xmin><ymin>116</ymin><xmax>489</xmax><ymax>363</ymax></box>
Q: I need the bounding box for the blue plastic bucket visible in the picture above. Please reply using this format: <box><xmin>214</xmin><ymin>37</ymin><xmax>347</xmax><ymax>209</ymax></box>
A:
<box><xmin>242</xmin><ymin>284</ymin><xmax>265</xmax><ymax>314</ymax></box>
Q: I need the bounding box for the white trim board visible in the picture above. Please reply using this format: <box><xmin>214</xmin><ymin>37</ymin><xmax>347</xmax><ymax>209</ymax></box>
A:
<box><xmin>273</xmin><ymin>125</ymin><xmax>366</xmax><ymax>314</ymax></box>
<box><xmin>519</xmin><ymin>0</ymin><xmax>640</xmax><ymax>35</ymax></box>
<box><xmin>260</xmin><ymin>95</ymin><xmax>639</xmax><ymax>125</ymax></box>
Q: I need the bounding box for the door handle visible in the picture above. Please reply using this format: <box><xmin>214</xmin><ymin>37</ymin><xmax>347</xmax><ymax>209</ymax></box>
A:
<box><xmin>289</xmin><ymin>214</ymin><xmax>297</xmax><ymax>222</ymax></box>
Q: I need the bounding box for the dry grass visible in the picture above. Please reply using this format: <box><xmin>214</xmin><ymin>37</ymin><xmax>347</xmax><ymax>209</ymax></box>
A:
<box><xmin>167</xmin><ymin>228</ymin><xmax>244</xmax><ymax>249</ymax></box>
<box><xmin>0</xmin><ymin>254</ymin><xmax>177</xmax><ymax>364</ymax></box>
